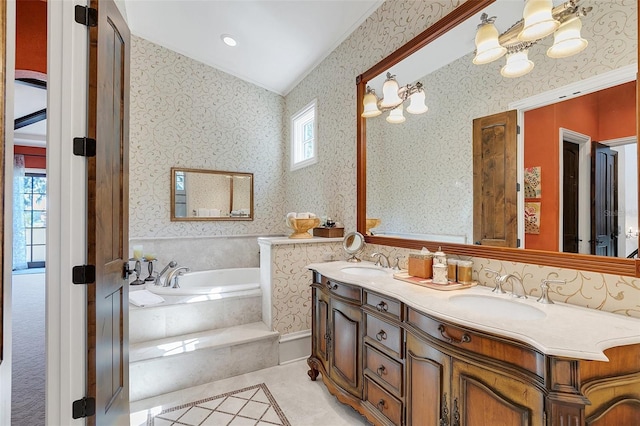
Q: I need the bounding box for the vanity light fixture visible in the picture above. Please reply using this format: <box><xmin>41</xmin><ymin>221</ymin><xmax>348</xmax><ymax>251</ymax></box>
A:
<box><xmin>361</xmin><ymin>72</ymin><xmax>428</xmax><ymax>122</ymax></box>
<box><xmin>473</xmin><ymin>0</ymin><xmax>591</xmax><ymax>78</ymax></box>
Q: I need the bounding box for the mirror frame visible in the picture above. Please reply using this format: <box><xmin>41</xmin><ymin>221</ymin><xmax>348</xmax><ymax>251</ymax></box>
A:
<box><xmin>356</xmin><ymin>0</ymin><xmax>640</xmax><ymax>277</ymax></box>
<box><xmin>170</xmin><ymin>167</ymin><xmax>254</xmax><ymax>221</ymax></box>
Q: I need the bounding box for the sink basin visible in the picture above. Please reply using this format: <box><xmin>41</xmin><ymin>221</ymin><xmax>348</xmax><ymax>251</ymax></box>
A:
<box><xmin>448</xmin><ymin>294</ymin><xmax>546</xmax><ymax>321</ymax></box>
<box><xmin>340</xmin><ymin>266</ymin><xmax>388</xmax><ymax>277</ymax></box>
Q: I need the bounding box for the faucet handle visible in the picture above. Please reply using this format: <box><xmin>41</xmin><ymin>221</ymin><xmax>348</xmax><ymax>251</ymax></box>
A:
<box><xmin>484</xmin><ymin>268</ymin><xmax>506</xmax><ymax>294</ymax></box>
<box><xmin>392</xmin><ymin>256</ymin><xmax>404</xmax><ymax>271</ymax></box>
<box><xmin>537</xmin><ymin>279</ymin><xmax>565</xmax><ymax>304</ymax></box>
<box><xmin>371</xmin><ymin>252</ymin><xmax>382</xmax><ymax>267</ymax></box>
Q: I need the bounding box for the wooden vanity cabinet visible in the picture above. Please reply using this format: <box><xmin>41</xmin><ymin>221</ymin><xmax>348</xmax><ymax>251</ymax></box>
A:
<box><xmin>307</xmin><ymin>272</ymin><xmax>640</xmax><ymax>426</ymax></box>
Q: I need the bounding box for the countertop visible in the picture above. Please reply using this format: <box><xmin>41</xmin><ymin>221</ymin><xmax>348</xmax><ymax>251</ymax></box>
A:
<box><xmin>308</xmin><ymin>261</ymin><xmax>640</xmax><ymax>361</ymax></box>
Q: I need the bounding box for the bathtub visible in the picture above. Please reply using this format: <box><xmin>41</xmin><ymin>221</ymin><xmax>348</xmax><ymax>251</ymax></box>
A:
<box><xmin>146</xmin><ymin>267</ymin><xmax>261</xmax><ymax>296</ymax></box>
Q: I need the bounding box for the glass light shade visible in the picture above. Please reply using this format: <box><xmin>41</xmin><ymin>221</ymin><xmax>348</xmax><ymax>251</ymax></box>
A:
<box><xmin>380</xmin><ymin>76</ymin><xmax>402</xmax><ymax>108</ymax></box>
<box><xmin>518</xmin><ymin>0</ymin><xmax>560</xmax><ymax>42</ymax></box>
<box><xmin>361</xmin><ymin>91</ymin><xmax>382</xmax><ymax>118</ymax></box>
<box><xmin>406</xmin><ymin>89</ymin><xmax>428</xmax><ymax>114</ymax></box>
<box><xmin>386</xmin><ymin>104</ymin><xmax>406</xmax><ymax>124</ymax></box>
<box><xmin>547</xmin><ymin>18</ymin><xmax>588</xmax><ymax>58</ymax></box>
<box><xmin>473</xmin><ymin>22</ymin><xmax>507</xmax><ymax>65</ymax></box>
<box><xmin>501</xmin><ymin>50</ymin><xmax>535</xmax><ymax>78</ymax></box>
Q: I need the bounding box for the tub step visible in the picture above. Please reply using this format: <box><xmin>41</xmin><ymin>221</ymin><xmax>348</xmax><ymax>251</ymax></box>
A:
<box><xmin>129</xmin><ymin>322</ymin><xmax>279</xmax><ymax>401</ymax></box>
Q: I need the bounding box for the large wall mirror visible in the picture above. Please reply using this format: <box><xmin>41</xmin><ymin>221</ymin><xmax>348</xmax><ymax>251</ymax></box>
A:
<box><xmin>170</xmin><ymin>167</ymin><xmax>253</xmax><ymax>221</ymax></box>
<box><xmin>356</xmin><ymin>0</ymin><xmax>640</xmax><ymax>277</ymax></box>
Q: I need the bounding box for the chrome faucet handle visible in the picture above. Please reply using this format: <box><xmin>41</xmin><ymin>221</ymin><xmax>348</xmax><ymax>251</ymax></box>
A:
<box><xmin>537</xmin><ymin>279</ymin><xmax>565</xmax><ymax>304</ymax></box>
<box><xmin>392</xmin><ymin>256</ymin><xmax>404</xmax><ymax>271</ymax></box>
<box><xmin>371</xmin><ymin>252</ymin><xmax>390</xmax><ymax>268</ymax></box>
<box><xmin>371</xmin><ymin>252</ymin><xmax>383</xmax><ymax>267</ymax></box>
<box><xmin>484</xmin><ymin>268</ymin><xmax>505</xmax><ymax>294</ymax></box>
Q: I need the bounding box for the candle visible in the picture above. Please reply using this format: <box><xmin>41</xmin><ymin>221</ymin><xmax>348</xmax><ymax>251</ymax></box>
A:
<box><xmin>132</xmin><ymin>245</ymin><xmax>143</xmax><ymax>260</ymax></box>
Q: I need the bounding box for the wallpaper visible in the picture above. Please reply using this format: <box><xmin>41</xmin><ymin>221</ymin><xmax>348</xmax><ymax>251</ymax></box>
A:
<box><xmin>367</xmin><ymin>0</ymin><xmax>637</xmax><ymax>242</ymax></box>
<box><xmin>129</xmin><ymin>36</ymin><xmax>286</xmax><ymax>238</ymax></box>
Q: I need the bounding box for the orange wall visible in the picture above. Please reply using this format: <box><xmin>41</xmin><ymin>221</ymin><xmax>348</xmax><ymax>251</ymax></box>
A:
<box><xmin>524</xmin><ymin>81</ymin><xmax>636</xmax><ymax>251</ymax></box>
<box><xmin>16</xmin><ymin>0</ymin><xmax>47</xmax><ymax>75</ymax></box>
<box><xmin>15</xmin><ymin>146</ymin><xmax>46</xmax><ymax>170</ymax></box>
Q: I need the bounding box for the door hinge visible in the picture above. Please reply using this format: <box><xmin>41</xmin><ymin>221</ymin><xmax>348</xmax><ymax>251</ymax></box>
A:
<box><xmin>517</xmin><ymin>238</ymin><xmax>521</xmax><ymax>248</ymax></box>
<box><xmin>516</xmin><ymin>182</ymin><xmax>521</xmax><ymax>192</ymax></box>
<box><xmin>517</xmin><ymin>124</ymin><xmax>521</xmax><ymax>134</ymax></box>
<box><xmin>73</xmin><ymin>137</ymin><xmax>97</xmax><ymax>157</ymax></box>
<box><xmin>72</xmin><ymin>265</ymin><xmax>96</xmax><ymax>284</ymax></box>
<box><xmin>74</xmin><ymin>5</ymin><xmax>98</xmax><ymax>27</ymax></box>
<box><xmin>72</xmin><ymin>396</ymin><xmax>96</xmax><ymax>419</ymax></box>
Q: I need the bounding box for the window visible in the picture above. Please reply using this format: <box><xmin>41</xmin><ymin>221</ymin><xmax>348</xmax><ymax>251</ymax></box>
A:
<box><xmin>23</xmin><ymin>172</ymin><xmax>47</xmax><ymax>268</ymax></box>
<box><xmin>291</xmin><ymin>99</ymin><xmax>318</xmax><ymax>170</ymax></box>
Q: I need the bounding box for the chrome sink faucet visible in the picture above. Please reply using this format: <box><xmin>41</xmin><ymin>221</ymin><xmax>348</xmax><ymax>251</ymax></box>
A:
<box><xmin>371</xmin><ymin>252</ymin><xmax>390</xmax><ymax>268</ymax></box>
<box><xmin>154</xmin><ymin>260</ymin><xmax>177</xmax><ymax>286</ymax></box>
<box><xmin>484</xmin><ymin>268</ymin><xmax>505</xmax><ymax>294</ymax></box>
<box><xmin>165</xmin><ymin>266</ymin><xmax>190</xmax><ymax>288</ymax></box>
<box><xmin>499</xmin><ymin>273</ymin><xmax>527</xmax><ymax>299</ymax></box>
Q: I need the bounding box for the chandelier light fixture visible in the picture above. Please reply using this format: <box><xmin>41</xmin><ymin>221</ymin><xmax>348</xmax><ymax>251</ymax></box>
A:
<box><xmin>361</xmin><ymin>72</ymin><xmax>428</xmax><ymax>123</ymax></box>
<box><xmin>473</xmin><ymin>0</ymin><xmax>591</xmax><ymax>78</ymax></box>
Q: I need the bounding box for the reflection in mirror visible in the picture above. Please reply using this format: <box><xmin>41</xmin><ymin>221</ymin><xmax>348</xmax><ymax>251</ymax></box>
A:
<box><xmin>364</xmin><ymin>0</ymin><xmax>637</xmax><ymax>258</ymax></box>
<box><xmin>171</xmin><ymin>167</ymin><xmax>253</xmax><ymax>221</ymax></box>
<box><xmin>343</xmin><ymin>231</ymin><xmax>366</xmax><ymax>262</ymax></box>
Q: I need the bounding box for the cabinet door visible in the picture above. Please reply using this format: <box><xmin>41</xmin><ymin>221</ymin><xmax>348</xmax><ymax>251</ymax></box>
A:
<box><xmin>452</xmin><ymin>359</ymin><xmax>545</xmax><ymax>426</ymax></box>
<box><xmin>406</xmin><ymin>332</ymin><xmax>452</xmax><ymax>426</ymax></box>
<box><xmin>312</xmin><ymin>288</ymin><xmax>330</xmax><ymax>372</ymax></box>
<box><xmin>330</xmin><ymin>299</ymin><xmax>363</xmax><ymax>398</ymax></box>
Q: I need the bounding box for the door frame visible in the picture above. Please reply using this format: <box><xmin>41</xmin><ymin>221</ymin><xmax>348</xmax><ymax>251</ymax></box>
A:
<box><xmin>509</xmin><ymin>64</ymin><xmax>637</xmax><ymax>248</ymax></box>
<box><xmin>558</xmin><ymin>129</ymin><xmax>591</xmax><ymax>255</ymax></box>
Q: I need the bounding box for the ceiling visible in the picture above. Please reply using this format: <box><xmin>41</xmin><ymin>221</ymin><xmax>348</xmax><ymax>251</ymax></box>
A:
<box><xmin>123</xmin><ymin>0</ymin><xmax>384</xmax><ymax>96</ymax></box>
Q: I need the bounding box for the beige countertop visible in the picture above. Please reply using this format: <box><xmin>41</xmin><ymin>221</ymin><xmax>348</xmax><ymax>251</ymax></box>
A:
<box><xmin>308</xmin><ymin>261</ymin><xmax>640</xmax><ymax>362</ymax></box>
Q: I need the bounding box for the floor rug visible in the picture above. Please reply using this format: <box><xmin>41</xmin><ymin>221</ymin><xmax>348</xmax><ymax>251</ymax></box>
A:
<box><xmin>148</xmin><ymin>383</ymin><xmax>291</xmax><ymax>426</ymax></box>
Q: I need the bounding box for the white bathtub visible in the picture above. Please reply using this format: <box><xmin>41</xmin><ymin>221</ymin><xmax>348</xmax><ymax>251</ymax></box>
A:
<box><xmin>146</xmin><ymin>267</ymin><xmax>261</xmax><ymax>296</ymax></box>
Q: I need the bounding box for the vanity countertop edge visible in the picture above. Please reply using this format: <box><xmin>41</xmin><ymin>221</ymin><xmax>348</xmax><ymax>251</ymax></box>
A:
<box><xmin>308</xmin><ymin>261</ymin><xmax>640</xmax><ymax>362</ymax></box>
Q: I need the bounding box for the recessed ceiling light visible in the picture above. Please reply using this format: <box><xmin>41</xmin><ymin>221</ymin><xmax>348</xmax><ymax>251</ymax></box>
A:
<box><xmin>221</xmin><ymin>34</ymin><xmax>237</xmax><ymax>47</ymax></box>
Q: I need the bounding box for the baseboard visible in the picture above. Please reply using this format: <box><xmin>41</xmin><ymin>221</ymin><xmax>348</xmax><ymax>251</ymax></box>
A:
<box><xmin>278</xmin><ymin>329</ymin><xmax>311</xmax><ymax>364</ymax></box>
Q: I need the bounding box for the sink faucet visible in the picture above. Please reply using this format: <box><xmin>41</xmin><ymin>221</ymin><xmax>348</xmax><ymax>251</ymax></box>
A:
<box><xmin>371</xmin><ymin>252</ymin><xmax>390</xmax><ymax>268</ymax></box>
<box><xmin>164</xmin><ymin>266</ymin><xmax>190</xmax><ymax>288</ymax></box>
<box><xmin>155</xmin><ymin>260</ymin><xmax>177</xmax><ymax>286</ymax></box>
<box><xmin>498</xmin><ymin>273</ymin><xmax>527</xmax><ymax>299</ymax></box>
<box><xmin>484</xmin><ymin>268</ymin><xmax>505</xmax><ymax>294</ymax></box>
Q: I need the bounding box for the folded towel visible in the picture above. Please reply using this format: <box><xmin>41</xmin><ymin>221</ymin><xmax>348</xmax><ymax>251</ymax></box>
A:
<box><xmin>210</xmin><ymin>208</ymin><xmax>221</xmax><ymax>217</ymax></box>
<box><xmin>129</xmin><ymin>290</ymin><xmax>165</xmax><ymax>307</ymax></box>
<box><xmin>197</xmin><ymin>208</ymin><xmax>209</xmax><ymax>217</ymax></box>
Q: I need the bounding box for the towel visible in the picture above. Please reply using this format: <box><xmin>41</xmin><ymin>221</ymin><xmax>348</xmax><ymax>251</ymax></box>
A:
<box><xmin>210</xmin><ymin>208</ymin><xmax>221</xmax><ymax>217</ymax></box>
<box><xmin>129</xmin><ymin>290</ymin><xmax>165</xmax><ymax>307</ymax></box>
<box><xmin>197</xmin><ymin>208</ymin><xmax>209</xmax><ymax>217</ymax></box>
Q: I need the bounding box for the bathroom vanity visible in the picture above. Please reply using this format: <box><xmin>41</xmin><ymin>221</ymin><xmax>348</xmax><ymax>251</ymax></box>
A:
<box><xmin>306</xmin><ymin>261</ymin><xmax>640</xmax><ymax>426</ymax></box>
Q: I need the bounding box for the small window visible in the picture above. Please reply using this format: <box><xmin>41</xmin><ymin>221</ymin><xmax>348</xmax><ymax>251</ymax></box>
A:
<box><xmin>291</xmin><ymin>99</ymin><xmax>318</xmax><ymax>170</ymax></box>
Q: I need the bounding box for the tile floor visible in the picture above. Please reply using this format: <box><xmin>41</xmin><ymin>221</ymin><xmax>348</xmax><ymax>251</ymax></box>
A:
<box><xmin>131</xmin><ymin>359</ymin><xmax>369</xmax><ymax>426</ymax></box>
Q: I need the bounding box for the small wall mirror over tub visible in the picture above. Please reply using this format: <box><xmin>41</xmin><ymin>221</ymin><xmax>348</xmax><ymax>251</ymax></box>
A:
<box><xmin>170</xmin><ymin>167</ymin><xmax>254</xmax><ymax>221</ymax></box>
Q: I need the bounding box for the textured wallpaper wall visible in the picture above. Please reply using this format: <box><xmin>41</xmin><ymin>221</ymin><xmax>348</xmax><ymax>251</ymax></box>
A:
<box><xmin>129</xmin><ymin>36</ymin><xmax>286</xmax><ymax>239</ymax></box>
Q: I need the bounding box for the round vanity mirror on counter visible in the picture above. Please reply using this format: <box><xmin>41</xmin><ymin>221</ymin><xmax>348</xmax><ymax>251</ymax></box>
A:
<box><xmin>343</xmin><ymin>231</ymin><xmax>365</xmax><ymax>262</ymax></box>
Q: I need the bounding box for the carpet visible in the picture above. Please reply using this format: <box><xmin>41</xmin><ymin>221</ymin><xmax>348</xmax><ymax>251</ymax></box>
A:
<box><xmin>148</xmin><ymin>383</ymin><xmax>291</xmax><ymax>426</ymax></box>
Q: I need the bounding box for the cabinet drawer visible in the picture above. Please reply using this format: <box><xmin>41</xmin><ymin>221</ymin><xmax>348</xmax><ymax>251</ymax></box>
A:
<box><xmin>365</xmin><ymin>345</ymin><xmax>403</xmax><ymax>396</ymax></box>
<box><xmin>321</xmin><ymin>276</ymin><xmax>362</xmax><ymax>303</ymax></box>
<box><xmin>366</xmin><ymin>314</ymin><xmax>402</xmax><ymax>357</ymax></box>
<box><xmin>365</xmin><ymin>291</ymin><xmax>402</xmax><ymax>319</ymax></box>
<box><xmin>406</xmin><ymin>308</ymin><xmax>545</xmax><ymax>379</ymax></box>
<box><xmin>365</xmin><ymin>377</ymin><xmax>402</xmax><ymax>426</ymax></box>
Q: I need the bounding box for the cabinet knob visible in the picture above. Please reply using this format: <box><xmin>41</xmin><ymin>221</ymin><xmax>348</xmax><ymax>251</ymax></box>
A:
<box><xmin>376</xmin><ymin>365</ymin><xmax>386</xmax><ymax>376</ymax></box>
<box><xmin>376</xmin><ymin>399</ymin><xmax>386</xmax><ymax>411</ymax></box>
<box><xmin>376</xmin><ymin>301</ymin><xmax>388</xmax><ymax>312</ymax></box>
<box><xmin>326</xmin><ymin>281</ymin><xmax>338</xmax><ymax>290</ymax></box>
<box><xmin>376</xmin><ymin>330</ymin><xmax>387</xmax><ymax>341</ymax></box>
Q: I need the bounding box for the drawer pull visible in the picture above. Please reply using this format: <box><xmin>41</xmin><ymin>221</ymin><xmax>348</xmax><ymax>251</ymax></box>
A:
<box><xmin>327</xmin><ymin>281</ymin><xmax>338</xmax><ymax>290</ymax></box>
<box><xmin>438</xmin><ymin>325</ymin><xmax>471</xmax><ymax>345</ymax></box>
<box><xmin>376</xmin><ymin>399</ymin><xmax>386</xmax><ymax>411</ymax></box>
<box><xmin>376</xmin><ymin>301</ymin><xmax>388</xmax><ymax>312</ymax></box>
<box><xmin>376</xmin><ymin>330</ymin><xmax>387</xmax><ymax>341</ymax></box>
<box><xmin>376</xmin><ymin>365</ymin><xmax>386</xmax><ymax>376</ymax></box>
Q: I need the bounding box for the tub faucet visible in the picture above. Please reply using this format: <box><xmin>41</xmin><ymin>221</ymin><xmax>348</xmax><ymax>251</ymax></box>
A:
<box><xmin>165</xmin><ymin>266</ymin><xmax>190</xmax><ymax>288</ymax></box>
<box><xmin>498</xmin><ymin>273</ymin><xmax>527</xmax><ymax>299</ymax></box>
<box><xmin>155</xmin><ymin>260</ymin><xmax>177</xmax><ymax>286</ymax></box>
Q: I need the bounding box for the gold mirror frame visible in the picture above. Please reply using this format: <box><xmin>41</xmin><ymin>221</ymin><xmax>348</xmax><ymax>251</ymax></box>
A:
<box><xmin>170</xmin><ymin>167</ymin><xmax>254</xmax><ymax>221</ymax></box>
<box><xmin>356</xmin><ymin>0</ymin><xmax>640</xmax><ymax>277</ymax></box>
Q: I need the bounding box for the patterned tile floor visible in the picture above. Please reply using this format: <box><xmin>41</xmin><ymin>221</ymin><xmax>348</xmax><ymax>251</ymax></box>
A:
<box><xmin>149</xmin><ymin>384</ymin><xmax>290</xmax><ymax>426</ymax></box>
<box><xmin>131</xmin><ymin>359</ymin><xmax>367</xmax><ymax>426</ymax></box>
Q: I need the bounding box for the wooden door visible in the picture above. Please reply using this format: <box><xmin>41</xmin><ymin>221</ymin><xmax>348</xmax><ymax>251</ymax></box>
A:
<box><xmin>563</xmin><ymin>141</ymin><xmax>580</xmax><ymax>253</ymax></box>
<box><xmin>405</xmin><ymin>332</ymin><xmax>451</xmax><ymax>426</ymax></box>
<box><xmin>473</xmin><ymin>110</ymin><xmax>518</xmax><ymax>247</ymax></box>
<box><xmin>329</xmin><ymin>299</ymin><xmax>363</xmax><ymax>398</ymax></box>
<box><xmin>591</xmin><ymin>142</ymin><xmax>618</xmax><ymax>256</ymax></box>
<box><xmin>0</xmin><ymin>0</ymin><xmax>5</xmax><ymax>365</ymax></box>
<box><xmin>87</xmin><ymin>0</ymin><xmax>130</xmax><ymax>423</ymax></box>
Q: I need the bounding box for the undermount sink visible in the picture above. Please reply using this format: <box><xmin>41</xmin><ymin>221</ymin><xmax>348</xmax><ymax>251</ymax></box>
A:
<box><xmin>340</xmin><ymin>266</ymin><xmax>389</xmax><ymax>277</ymax></box>
<box><xmin>448</xmin><ymin>294</ymin><xmax>546</xmax><ymax>321</ymax></box>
